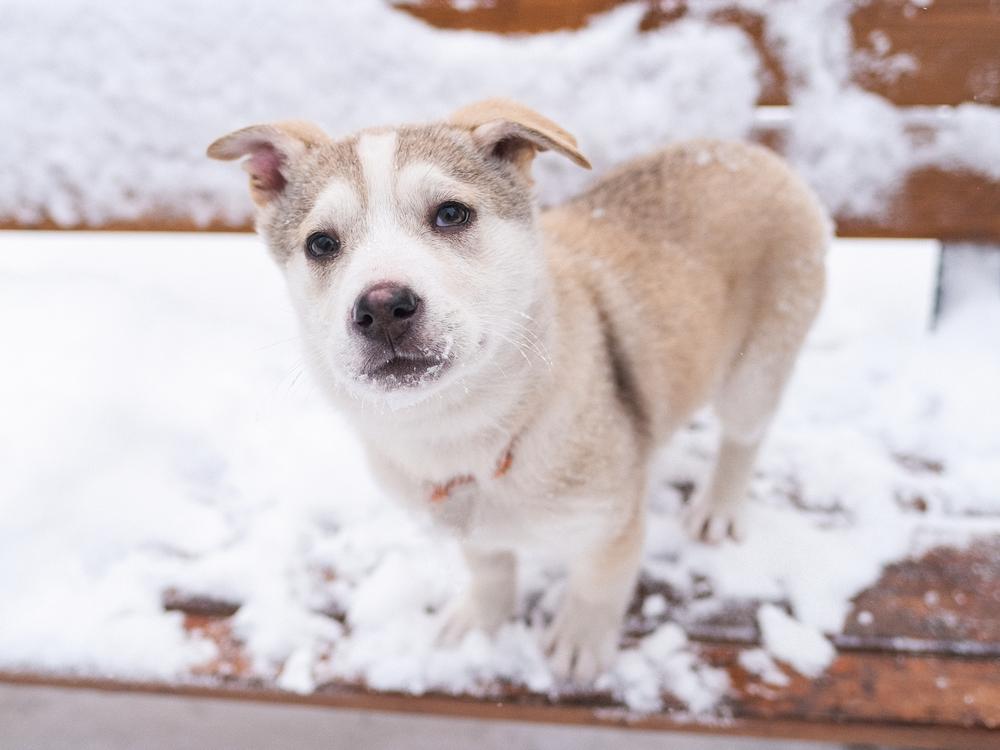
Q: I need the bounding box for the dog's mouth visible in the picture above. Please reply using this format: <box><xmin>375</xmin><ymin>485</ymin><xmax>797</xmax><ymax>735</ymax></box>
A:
<box><xmin>359</xmin><ymin>352</ymin><xmax>450</xmax><ymax>389</ymax></box>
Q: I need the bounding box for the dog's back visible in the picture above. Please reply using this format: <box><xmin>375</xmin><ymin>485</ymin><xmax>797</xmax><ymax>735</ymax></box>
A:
<box><xmin>543</xmin><ymin>139</ymin><xmax>828</xmax><ymax>441</ymax></box>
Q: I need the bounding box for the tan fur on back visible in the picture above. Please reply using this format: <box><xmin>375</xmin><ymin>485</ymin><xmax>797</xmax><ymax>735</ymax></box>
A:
<box><xmin>542</xmin><ymin>139</ymin><xmax>828</xmax><ymax>447</ymax></box>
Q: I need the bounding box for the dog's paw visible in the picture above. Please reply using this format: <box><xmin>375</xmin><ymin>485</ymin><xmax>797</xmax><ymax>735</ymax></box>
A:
<box><xmin>684</xmin><ymin>492</ymin><xmax>745</xmax><ymax>543</ymax></box>
<box><xmin>542</xmin><ymin>595</ymin><xmax>620</xmax><ymax>683</ymax></box>
<box><xmin>436</xmin><ymin>593</ymin><xmax>510</xmax><ymax>648</ymax></box>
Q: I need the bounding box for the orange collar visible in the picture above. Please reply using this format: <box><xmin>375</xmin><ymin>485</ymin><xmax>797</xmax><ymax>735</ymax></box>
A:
<box><xmin>429</xmin><ymin>441</ymin><xmax>515</xmax><ymax>503</ymax></box>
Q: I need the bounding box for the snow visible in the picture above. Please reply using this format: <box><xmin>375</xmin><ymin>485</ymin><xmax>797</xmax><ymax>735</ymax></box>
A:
<box><xmin>738</xmin><ymin>648</ymin><xmax>790</xmax><ymax>687</ymax></box>
<box><xmin>605</xmin><ymin>623</ymin><xmax>729</xmax><ymax>714</ymax></box>
<box><xmin>641</xmin><ymin>593</ymin><xmax>669</xmax><ymax>618</ymax></box>
<box><xmin>1</xmin><ymin>231</ymin><xmax>997</xmax><ymax>714</ymax></box>
<box><xmin>3</xmin><ymin>1</ymin><xmax>998</xmax><ymax>226</ymax></box>
<box><xmin>757</xmin><ymin>605</ymin><xmax>836</xmax><ymax>679</ymax></box>
<box><xmin>0</xmin><ymin>0</ymin><xmax>759</xmax><ymax>226</ymax></box>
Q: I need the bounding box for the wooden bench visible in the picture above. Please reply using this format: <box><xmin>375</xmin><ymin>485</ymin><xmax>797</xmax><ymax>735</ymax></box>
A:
<box><xmin>2</xmin><ymin>1</ymin><xmax>998</xmax><ymax>747</ymax></box>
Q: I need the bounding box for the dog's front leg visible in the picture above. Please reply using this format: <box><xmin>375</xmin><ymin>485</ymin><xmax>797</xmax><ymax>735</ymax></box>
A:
<box><xmin>543</xmin><ymin>499</ymin><xmax>644</xmax><ymax>683</ymax></box>
<box><xmin>437</xmin><ymin>545</ymin><xmax>517</xmax><ymax>647</ymax></box>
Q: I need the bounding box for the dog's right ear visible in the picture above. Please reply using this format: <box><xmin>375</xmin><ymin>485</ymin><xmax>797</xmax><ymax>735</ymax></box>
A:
<box><xmin>207</xmin><ymin>121</ymin><xmax>329</xmax><ymax>206</ymax></box>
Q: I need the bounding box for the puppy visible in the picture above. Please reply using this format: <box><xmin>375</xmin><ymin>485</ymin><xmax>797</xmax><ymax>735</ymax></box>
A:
<box><xmin>208</xmin><ymin>99</ymin><xmax>827</xmax><ymax>681</ymax></box>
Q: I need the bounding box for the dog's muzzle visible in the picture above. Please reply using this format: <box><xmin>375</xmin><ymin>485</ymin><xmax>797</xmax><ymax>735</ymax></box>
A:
<box><xmin>350</xmin><ymin>282</ymin><xmax>449</xmax><ymax>388</ymax></box>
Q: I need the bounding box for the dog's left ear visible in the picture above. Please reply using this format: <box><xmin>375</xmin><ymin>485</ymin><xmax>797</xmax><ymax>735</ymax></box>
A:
<box><xmin>450</xmin><ymin>98</ymin><xmax>592</xmax><ymax>174</ymax></box>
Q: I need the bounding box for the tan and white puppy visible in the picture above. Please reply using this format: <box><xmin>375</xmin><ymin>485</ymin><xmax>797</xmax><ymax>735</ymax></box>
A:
<box><xmin>208</xmin><ymin>99</ymin><xmax>828</xmax><ymax>682</ymax></box>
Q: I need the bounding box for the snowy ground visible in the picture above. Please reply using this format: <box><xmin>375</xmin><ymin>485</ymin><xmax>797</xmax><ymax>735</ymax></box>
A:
<box><xmin>0</xmin><ymin>231</ymin><xmax>998</xmax><ymax>714</ymax></box>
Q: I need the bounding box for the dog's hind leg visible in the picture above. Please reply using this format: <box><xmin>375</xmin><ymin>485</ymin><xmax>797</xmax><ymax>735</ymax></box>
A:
<box><xmin>686</xmin><ymin>252</ymin><xmax>825</xmax><ymax>543</ymax></box>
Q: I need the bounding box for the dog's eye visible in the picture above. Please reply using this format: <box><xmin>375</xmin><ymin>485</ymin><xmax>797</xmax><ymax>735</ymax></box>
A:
<box><xmin>433</xmin><ymin>202</ymin><xmax>471</xmax><ymax>229</ymax></box>
<box><xmin>306</xmin><ymin>232</ymin><xmax>341</xmax><ymax>259</ymax></box>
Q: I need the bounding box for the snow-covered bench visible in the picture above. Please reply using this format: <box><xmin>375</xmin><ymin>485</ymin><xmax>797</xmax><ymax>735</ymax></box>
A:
<box><xmin>1</xmin><ymin>1</ymin><xmax>997</xmax><ymax>748</ymax></box>
<box><xmin>5</xmin><ymin>538</ymin><xmax>995</xmax><ymax>748</ymax></box>
<box><xmin>398</xmin><ymin>0</ymin><xmax>1000</xmax><ymax>243</ymax></box>
<box><xmin>3</xmin><ymin>0</ymin><xmax>997</xmax><ymax>247</ymax></box>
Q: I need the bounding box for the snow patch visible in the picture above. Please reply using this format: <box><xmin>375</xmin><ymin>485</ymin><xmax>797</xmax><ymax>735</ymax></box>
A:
<box><xmin>0</xmin><ymin>0</ymin><xmax>759</xmax><ymax>226</ymax></box>
<box><xmin>757</xmin><ymin>605</ymin><xmax>836</xmax><ymax>678</ymax></box>
<box><xmin>607</xmin><ymin>623</ymin><xmax>730</xmax><ymax>714</ymax></box>
<box><xmin>738</xmin><ymin>648</ymin><xmax>790</xmax><ymax>687</ymax></box>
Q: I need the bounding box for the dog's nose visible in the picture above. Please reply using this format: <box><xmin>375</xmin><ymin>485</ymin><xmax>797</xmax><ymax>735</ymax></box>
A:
<box><xmin>352</xmin><ymin>283</ymin><xmax>421</xmax><ymax>341</ymax></box>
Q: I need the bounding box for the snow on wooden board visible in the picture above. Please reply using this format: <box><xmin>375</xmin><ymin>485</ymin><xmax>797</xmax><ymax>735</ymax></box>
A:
<box><xmin>6</xmin><ymin>543</ymin><xmax>1000</xmax><ymax>750</ymax></box>
<box><xmin>0</xmin><ymin>233</ymin><xmax>998</xmax><ymax>726</ymax></box>
<box><xmin>141</xmin><ymin>538</ymin><xmax>1000</xmax><ymax>730</ymax></box>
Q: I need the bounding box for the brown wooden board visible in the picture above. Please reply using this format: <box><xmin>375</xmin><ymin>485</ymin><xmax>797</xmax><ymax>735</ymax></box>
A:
<box><xmin>391</xmin><ymin>0</ymin><xmax>626</xmax><ymax>34</ymax></box>
<box><xmin>5</xmin><ymin>127</ymin><xmax>997</xmax><ymax>241</ymax></box>
<box><xmin>396</xmin><ymin>0</ymin><xmax>1000</xmax><ymax>107</ymax></box>
<box><xmin>628</xmin><ymin>538</ymin><xmax>1000</xmax><ymax>659</ymax></box>
<box><xmin>832</xmin><ymin>167</ymin><xmax>1000</xmax><ymax>242</ymax></box>
<box><xmin>4</xmin><ymin>538</ymin><xmax>997</xmax><ymax>747</ymax></box>
<box><xmin>842</xmin><ymin>540</ymin><xmax>1000</xmax><ymax>652</ymax></box>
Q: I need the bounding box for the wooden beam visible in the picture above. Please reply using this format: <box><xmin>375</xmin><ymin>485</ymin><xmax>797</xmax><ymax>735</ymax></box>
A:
<box><xmin>5</xmin><ymin>135</ymin><xmax>997</xmax><ymax>241</ymax></box>
<box><xmin>390</xmin><ymin>0</ymin><xmax>628</xmax><ymax>34</ymax></box>
<box><xmin>1</xmin><ymin>664</ymin><xmax>995</xmax><ymax>750</ymax></box>
<box><xmin>0</xmin><ymin>217</ymin><xmax>244</xmax><ymax>234</ymax></box>
<box><xmin>832</xmin><ymin>168</ymin><xmax>1000</xmax><ymax>242</ymax></box>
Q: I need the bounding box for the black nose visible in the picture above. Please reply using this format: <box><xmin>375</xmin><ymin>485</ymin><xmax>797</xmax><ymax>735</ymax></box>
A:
<box><xmin>352</xmin><ymin>283</ymin><xmax>421</xmax><ymax>341</ymax></box>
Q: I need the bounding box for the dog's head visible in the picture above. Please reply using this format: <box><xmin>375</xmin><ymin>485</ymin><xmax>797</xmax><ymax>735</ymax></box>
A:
<box><xmin>208</xmin><ymin>99</ymin><xmax>589</xmax><ymax>411</ymax></box>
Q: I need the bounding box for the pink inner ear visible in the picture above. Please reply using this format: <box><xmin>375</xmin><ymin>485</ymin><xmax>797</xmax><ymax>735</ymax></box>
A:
<box><xmin>245</xmin><ymin>143</ymin><xmax>286</xmax><ymax>193</ymax></box>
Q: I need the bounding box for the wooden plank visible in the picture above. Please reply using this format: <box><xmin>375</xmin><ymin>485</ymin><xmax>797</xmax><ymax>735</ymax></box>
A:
<box><xmin>842</xmin><ymin>539</ymin><xmax>1000</xmax><ymax>649</ymax></box>
<box><xmin>751</xmin><ymin>123</ymin><xmax>1000</xmax><ymax>241</ymax></box>
<box><xmin>395</xmin><ymin>0</ymin><xmax>1000</xmax><ymax>107</ymax></box>
<box><xmin>390</xmin><ymin>0</ymin><xmax>625</xmax><ymax>34</ymax></box>
<box><xmin>834</xmin><ymin>167</ymin><xmax>1000</xmax><ymax>242</ymax></box>
<box><xmin>5</xmin><ymin>131</ymin><xmax>996</xmax><ymax>241</ymax></box>
<box><xmin>0</xmin><ymin>216</ymin><xmax>244</xmax><ymax>234</ymax></box>
<box><xmin>711</xmin><ymin>647</ymin><xmax>1000</xmax><ymax>730</ymax></box>
<box><xmin>629</xmin><ymin>539</ymin><xmax>1000</xmax><ymax>658</ymax></box>
<box><xmin>170</xmin><ymin>617</ymin><xmax>997</xmax><ymax>737</ymax></box>
<box><xmin>2</xmin><ymin>651</ymin><xmax>996</xmax><ymax>749</ymax></box>
<box><xmin>146</xmin><ymin>538</ymin><xmax>1000</xmax><ymax>741</ymax></box>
